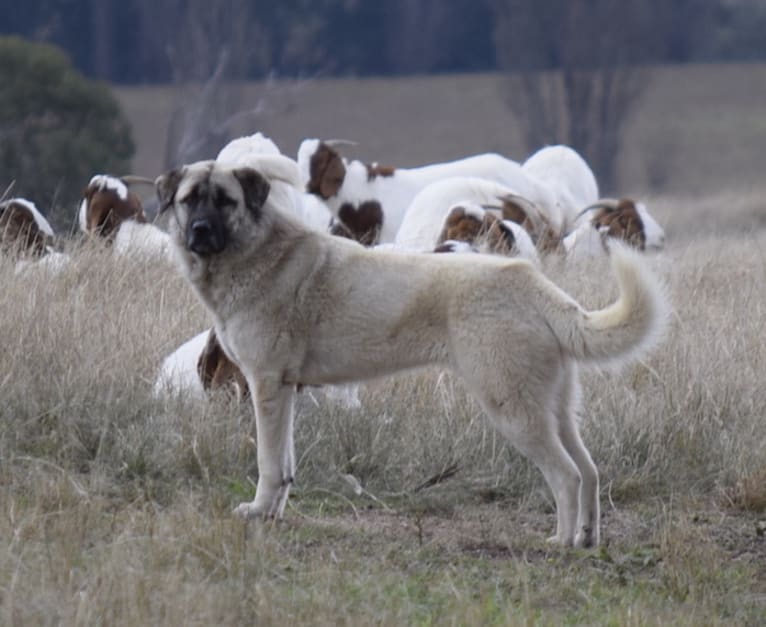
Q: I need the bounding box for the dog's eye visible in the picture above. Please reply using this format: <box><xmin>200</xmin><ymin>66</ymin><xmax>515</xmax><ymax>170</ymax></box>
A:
<box><xmin>214</xmin><ymin>189</ymin><xmax>236</xmax><ymax>209</ymax></box>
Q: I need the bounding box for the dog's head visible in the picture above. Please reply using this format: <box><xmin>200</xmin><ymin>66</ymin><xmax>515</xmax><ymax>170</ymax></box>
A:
<box><xmin>155</xmin><ymin>156</ymin><xmax>300</xmax><ymax>258</ymax></box>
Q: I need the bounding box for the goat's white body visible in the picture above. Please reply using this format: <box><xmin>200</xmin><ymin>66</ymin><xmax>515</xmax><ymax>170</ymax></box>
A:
<box><xmin>393</xmin><ymin>177</ymin><xmax>537</xmax><ymax>252</ymax></box>
<box><xmin>521</xmin><ymin>145</ymin><xmax>599</xmax><ymax>229</ymax></box>
<box><xmin>154</xmin><ymin>330</ymin><xmax>210</xmax><ymax>399</ymax></box>
<box><xmin>114</xmin><ymin>220</ymin><xmax>173</xmax><ymax>261</ymax></box>
<box><xmin>216</xmin><ymin>132</ymin><xmax>281</xmax><ymax>163</ymax></box>
<box><xmin>14</xmin><ymin>247</ymin><xmax>70</xmax><ymax>275</ymax></box>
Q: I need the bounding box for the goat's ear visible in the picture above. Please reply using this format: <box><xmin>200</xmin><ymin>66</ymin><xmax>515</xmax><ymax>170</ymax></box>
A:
<box><xmin>232</xmin><ymin>168</ymin><xmax>271</xmax><ymax>218</ymax></box>
<box><xmin>155</xmin><ymin>168</ymin><xmax>184</xmax><ymax>214</ymax></box>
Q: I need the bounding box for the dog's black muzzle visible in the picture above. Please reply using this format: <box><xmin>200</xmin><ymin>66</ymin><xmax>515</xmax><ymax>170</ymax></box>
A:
<box><xmin>186</xmin><ymin>216</ymin><xmax>226</xmax><ymax>256</ymax></box>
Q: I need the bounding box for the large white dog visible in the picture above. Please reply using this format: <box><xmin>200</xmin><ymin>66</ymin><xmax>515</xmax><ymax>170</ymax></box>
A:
<box><xmin>156</xmin><ymin>156</ymin><xmax>668</xmax><ymax>548</ymax></box>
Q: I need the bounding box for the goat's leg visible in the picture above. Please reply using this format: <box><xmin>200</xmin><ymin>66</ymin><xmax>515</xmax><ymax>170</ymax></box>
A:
<box><xmin>233</xmin><ymin>375</ymin><xmax>296</xmax><ymax>519</ymax></box>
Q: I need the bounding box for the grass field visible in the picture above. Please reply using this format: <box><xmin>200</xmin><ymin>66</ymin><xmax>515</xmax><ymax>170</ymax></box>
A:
<box><xmin>1</xmin><ymin>186</ymin><xmax>765</xmax><ymax>624</ymax></box>
<box><xmin>2</xmin><ymin>64</ymin><xmax>766</xmax><ymax>624</ymax></box>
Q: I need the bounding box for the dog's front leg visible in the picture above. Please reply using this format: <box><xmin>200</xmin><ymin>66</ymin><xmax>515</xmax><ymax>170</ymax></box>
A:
<box><xmin>233</xmin><ymin>375</ymin><xmax>295</xmax><ymax>520</ymax></box>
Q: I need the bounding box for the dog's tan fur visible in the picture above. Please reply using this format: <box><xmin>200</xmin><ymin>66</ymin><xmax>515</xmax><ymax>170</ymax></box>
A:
<box><xmin>157</xmin><ymin>158</ymin><xmax>669</xmax><ymax>548</ymax></box>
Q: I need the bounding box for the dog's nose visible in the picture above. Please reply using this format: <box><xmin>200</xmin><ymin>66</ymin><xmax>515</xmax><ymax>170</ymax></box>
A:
<box><xmin>187</xmin><ymin>217</ymin><xmax>223</xmax><ymax>255</ymax></box>
<box><xmin>190</xmin><ymin>218</ymin><xmax>212</xmax><ymax>237</ymax></box>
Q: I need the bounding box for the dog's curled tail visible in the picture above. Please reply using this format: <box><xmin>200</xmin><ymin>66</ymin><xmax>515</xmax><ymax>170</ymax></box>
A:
<box><xmin>544</xmin><ymin>243</ymin><xmax>670</xmax><ymax>366</ymax></box>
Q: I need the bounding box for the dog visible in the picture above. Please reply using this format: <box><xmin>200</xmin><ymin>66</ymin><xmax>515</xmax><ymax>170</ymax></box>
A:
<box><xmin>155</xmin><ymin>156</ymin><xmax>668</xmax><ymax>548</ymax></box>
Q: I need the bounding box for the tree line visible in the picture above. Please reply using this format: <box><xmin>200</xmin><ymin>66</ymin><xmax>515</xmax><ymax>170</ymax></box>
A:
<box><xmin>1</xmin><ymin>0</ymin><xmax>765</xmax><ymax>84</ymax></box>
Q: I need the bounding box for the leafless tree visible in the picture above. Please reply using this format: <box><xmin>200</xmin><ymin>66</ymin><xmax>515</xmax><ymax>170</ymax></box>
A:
<box><xmin>491</xmin><ymin>0</ymin><xmax>666</xmax><ymax>191</ymax></box>
<box><xmin>133</xmin><ymin>0</ymin><xmax>288</xmax><ymax>168</ymax></box>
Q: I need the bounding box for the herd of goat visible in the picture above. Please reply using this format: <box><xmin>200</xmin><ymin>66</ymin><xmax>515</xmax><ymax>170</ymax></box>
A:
<box><xmin>0</xmin><ymin>132</ymin><xmax>666</xmax><ymax>404</ymax></box>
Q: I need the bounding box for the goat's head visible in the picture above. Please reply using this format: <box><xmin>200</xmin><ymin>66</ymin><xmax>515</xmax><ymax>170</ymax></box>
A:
<box><xmin>436</xmin><ymin>204</ymin><xmax>516</xmax><ymax>255</ymax></box>
<box><xmin>0</xmin><ymin>198</ymin><xmax>53</xmax><ymax>258</ymax></box>
<box><xmin>197</xmin><ymin>328</ymin><xmax>250</xmax><ymax>400</ymax></box>
<box><xmin>79</xmin><ymin>175</ymin><xmax>148</xmax><ymax>239</ymax></box>
<box><xmin>498</xmin><ymin>193</ymin><xmax>562</xmax><ymax>254</ymax></box>
<box><xmin>579</xmin><ymin>198</ymin><xmax>668</xmax><ymax>251</ymax></box>
<box><xmin>301</xmin><ymin>141</ymin><xmax>347</xmax><ymax>200</ymax></box>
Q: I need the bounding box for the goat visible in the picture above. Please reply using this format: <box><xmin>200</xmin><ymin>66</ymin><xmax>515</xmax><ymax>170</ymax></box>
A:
<box><xmin>297</xmin><ymin>139</ymin><xmax>557</xmax><ymax>245</ymax></box>
<box><xmin>433</xmin><ymin>202</ymin><xmax>540</xmax><ymax>264</ymax></box>
<box><xmin>155</xmin><ymin>327</ymin><xmax>361</xmax><ymax>407</ymax></box>
<box><xmin>79</xmin><ymin>174</ymin><xmax>172</xmax><ymax>260</ymax></box>
<box><xmin>563</xmin><ymin>198</ymin><xmax>666</xmax><ymax>259</ymax></box>
<box><xmin>521</xmin><ymin>144</ymin><xmax>600</xmax><ymax>231</ymax></box>
<box><xmin>1</xmin><ymin>198</ymin><xmax>72</xmax><ymax>274</ymax></box>
<box><xmin>218</xmin><ymin>133</ymin><xmax>334</xmax><ymax>233</ymax></box>
<box><xmin>0</xmin><ymin>198</ymin><xmax>54</xmax><ymax>258</ymax></box>
<box><xmin>79</xmin><ymin>175</ymin><xmax>148</xmax><ymax>237</ymax></box>
<box><xmin>393</xmin><ymin>176</ymin><xmax>555</xmax><ymax>257</ymax></box>
<box><xmin>154</xmin><ymin>328</ymin><xmax>249</xmax><ymax>401</ymax></box>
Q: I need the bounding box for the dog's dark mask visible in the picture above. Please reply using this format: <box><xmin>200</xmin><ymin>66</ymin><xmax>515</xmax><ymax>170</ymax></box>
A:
<box><xmin>156</xmin><ymin>166</ymin><xmax>271</xmax><ymax>257</ymax></box>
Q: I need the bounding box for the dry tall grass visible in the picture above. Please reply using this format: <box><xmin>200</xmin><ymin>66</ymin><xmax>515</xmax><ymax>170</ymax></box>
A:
<box><xmin>1</xmin><ymin>196</ymin><xmax>765</xmax><ymax>623</ymax></box>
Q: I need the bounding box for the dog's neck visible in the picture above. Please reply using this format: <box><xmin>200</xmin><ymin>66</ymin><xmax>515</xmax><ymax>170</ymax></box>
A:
<box><xmin>181</xmin><ymin>209</ymin><xmax>320</xmax><ymax>319</ymax></box>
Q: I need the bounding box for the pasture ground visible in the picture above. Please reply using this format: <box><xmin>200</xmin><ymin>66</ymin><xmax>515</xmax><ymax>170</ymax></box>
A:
<box><xmin>2</xmin><ymin>65</ymin><xmax>766</xmax><ymax>624</ymax></box>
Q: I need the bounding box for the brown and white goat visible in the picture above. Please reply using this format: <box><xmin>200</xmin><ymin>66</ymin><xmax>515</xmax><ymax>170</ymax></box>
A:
<box><xmin>434</xmin><ymin>202</ymin><xmax>539</xmax><ymax>264</ymax></box>
<box><xmin>297</xmin><ymin>139</ymin><xmax>557</xmax><ymax>245</ymax></box>
<box><xmin>79</xmin><ymin>174</ymin><xmax>172</xmax><ymax>259</ymax></box>
<box><xmin>78</xmin><ymin>175</ymin><xmax>148</xmax><ymax>238</ymax></box>
<box><xmin>0</xmin><ymin>198</ymin><xmax>54</xmax><ymax>258</ymax></box>
<box><xmin>563</xmin><ymin>198</ymin><xmax>666</xmax><ymax>258</ymax></box>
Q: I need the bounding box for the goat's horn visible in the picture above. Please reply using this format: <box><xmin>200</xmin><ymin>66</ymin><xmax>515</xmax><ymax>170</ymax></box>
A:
<box><xmin>498</xmin><ymin>193</ymin><xmax>546</xmax><ymax>233</ymax></box>
<box><xmin>120</xmin><ymin>175</ymin><xmax>157</xmax><ymax>187</ymax></box>
<box><xmin>323</xmin><ymin>139</ymin><xmax>358</xmax><ymax>148</ymax></box>
<box><xmin>1</xmin><ymin>180</ymin><xmax>15</xmax><ymax>202</ymax></box>
<box><xmin>573</xmin><ymin>198</ymin><xmax>620</xmax><ymax>222</ymax></box>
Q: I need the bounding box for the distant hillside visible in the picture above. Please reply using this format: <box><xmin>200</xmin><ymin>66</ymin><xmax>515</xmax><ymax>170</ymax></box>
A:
<box><xmin>115</xmin><ymin>63</ymin><xmax>766</xmax><ymax>196</ymax></box>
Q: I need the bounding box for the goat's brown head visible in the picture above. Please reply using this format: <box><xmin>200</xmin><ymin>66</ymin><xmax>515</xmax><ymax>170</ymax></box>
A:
<box><xmin>307</xmin><ymin>142</ymin><xmax>346</xmax><ymax>200</ymax></box>
<box><xmin>498</xmin><ymin>194</ymin><xmax>561</xmax><ymax>254</ymax></box>
<box><xmin>437</xmin><ymin>205</ymin><xmax>516</xmax><ymax>255</ymax></box>
<box><xmin>0</xmin><ymin>200</ymin><xmax>52</xmax><ymax>258</ymax></box>
<box><xmin>587</xmin><ymin>198</ymin><xmax>646</xmax><ymax>251</ymax></box>
<box><xmin>80</xmin><ymin>175</ymin><xmax>148</xmax><ymax>240</ymax></box>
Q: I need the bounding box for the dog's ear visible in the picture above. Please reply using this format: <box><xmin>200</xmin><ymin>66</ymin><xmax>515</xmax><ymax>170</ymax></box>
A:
<box><xmin>232</xmin><ymin>168</ymin><xmax>271</xmax><ymax>218</ymax></box>
<box><xmin>155</xmin><ymin>168</ymin><xmax>184</xmax><ymax>214</ymax></box>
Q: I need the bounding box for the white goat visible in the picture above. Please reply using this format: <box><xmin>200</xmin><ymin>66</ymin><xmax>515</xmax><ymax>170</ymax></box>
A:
<box><xmin>217</xmin><ymin>133</ymin><xmax>334</xmax><ymax>233</ymax></box>
<box><xmin>521</xmin><ymin>144</ymin><xmax>599</xmax><ymax>230</ymax></box>
<box><xmin>297</xmin><ymin>139</ymin><xmax>557</xmax><ymax>245</ymax></box>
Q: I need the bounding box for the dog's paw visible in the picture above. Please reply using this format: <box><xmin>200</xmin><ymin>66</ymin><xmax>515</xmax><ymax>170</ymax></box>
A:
<box><xmin>546</xmin><ymin>533</ymin><xmax>574</xmax><ymax>547</ymax></box>
<box><xmin>232</xmin><ymin>501</ymin><xmax>267</xmax><ymax>519</ymax></box>
<box><xmin>574</xmin><ymin>526</ymin><xmax>599</xmax><ymax>549</ymax></box>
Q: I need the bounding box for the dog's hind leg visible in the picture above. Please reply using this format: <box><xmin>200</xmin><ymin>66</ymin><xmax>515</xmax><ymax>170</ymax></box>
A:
<box><xmin>479</xmin><ymin>395</ymin><xmax>582</xmax><ymax>546</ymax></box>
<box><xmin>233</xmin><ymin>375</ymin><xmax>296</xmax><ymax>520</ymax></box>
<box><xmin>553</xmin><ymin>363</ymin><xmax>600</xmax><ymax>548</ymax></box>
